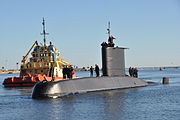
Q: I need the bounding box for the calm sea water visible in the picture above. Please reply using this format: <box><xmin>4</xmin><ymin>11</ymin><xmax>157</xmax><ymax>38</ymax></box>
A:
<box><xmin>0</xmin><ymin>68</ymin><xmax>180</xmax><ymax>120</ymax></box>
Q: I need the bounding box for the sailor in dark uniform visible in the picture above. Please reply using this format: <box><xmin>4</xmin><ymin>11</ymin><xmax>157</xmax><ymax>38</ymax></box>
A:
<box><xmin>62</xmin><ymin>65</ymin><xmax>67</xmax><ymax>79</ymax></box>
<box><xmin>95</xmin><ymin>64</ymin><xmax>100</xmax><ymax>77</ymax></box>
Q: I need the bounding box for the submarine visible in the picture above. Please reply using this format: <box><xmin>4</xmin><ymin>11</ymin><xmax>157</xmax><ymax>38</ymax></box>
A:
<box><xmin>32</xmin><ymin>22</ymin><xmax>148</xmax><ymax>99</ymax></box>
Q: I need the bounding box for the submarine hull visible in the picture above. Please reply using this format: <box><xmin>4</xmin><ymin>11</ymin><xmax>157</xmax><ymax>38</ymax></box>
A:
<box><xmin>32</xmin><ymin>76</ymin><xmax>148</xmax><ymax>99</ymax></box>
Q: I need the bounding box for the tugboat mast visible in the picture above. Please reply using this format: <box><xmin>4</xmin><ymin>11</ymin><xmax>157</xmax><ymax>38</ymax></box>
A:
<box><xmin>41</xmin><ymin>18</ymin><xmax>49</xmax><ymax>46</ymax></box>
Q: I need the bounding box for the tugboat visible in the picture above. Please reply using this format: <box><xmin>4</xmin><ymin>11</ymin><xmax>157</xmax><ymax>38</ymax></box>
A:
<box><xmin>3</xmin><ymin>19</ymin><xmax>76</xmax><ymax>87</ymax></box>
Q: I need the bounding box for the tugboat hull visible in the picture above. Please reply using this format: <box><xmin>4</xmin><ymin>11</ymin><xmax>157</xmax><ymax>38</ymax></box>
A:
<box><xmin>3</xmin><ymin>81</ymin><xmax>36</xmax><ymax>87</ymax></box>
<box><xmin>3</xmin><ymin>75</ymin><xmax>54</xmax><ymax>87</ymax></box>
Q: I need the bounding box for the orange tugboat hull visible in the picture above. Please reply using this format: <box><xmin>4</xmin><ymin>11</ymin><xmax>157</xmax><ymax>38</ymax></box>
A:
<box><xmin>3</xmin><ymin>74</ymin><xmax>77</xmax><ymax>87</ymax></box>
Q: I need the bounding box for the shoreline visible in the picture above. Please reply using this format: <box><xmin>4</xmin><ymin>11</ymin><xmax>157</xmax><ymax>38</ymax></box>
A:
<box><xmin>0</xmin><ymin>70</ymin><xmax>20</xmax><ymax>74</ymax></box>
<box><xmin>0</xmin><ymin>66</ymin><xmax>179</xmax><ymax>74</ymax></box>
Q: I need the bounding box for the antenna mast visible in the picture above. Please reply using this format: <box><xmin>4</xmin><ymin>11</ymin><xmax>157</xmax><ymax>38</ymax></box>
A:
<box><xmin>41</xmin><ymin>18</ymin><xmax>49</xmax><ymax>46</ymax></box>
<box><xmin>107</xmin><ymin>21</ymin><xmax>111</xmax><ymax>37</ymax></box>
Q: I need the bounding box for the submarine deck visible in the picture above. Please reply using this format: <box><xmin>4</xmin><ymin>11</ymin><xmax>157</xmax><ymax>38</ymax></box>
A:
<box><xmin>32</xmin><ymin>76</ymin><xmax>148</xmax><ymax>99</ymax></box>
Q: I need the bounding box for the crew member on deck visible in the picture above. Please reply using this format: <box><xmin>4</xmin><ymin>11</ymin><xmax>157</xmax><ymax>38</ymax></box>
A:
<box><xmin>129</xmin><ymin>67</ymin><xmax>132</xmax><ymax>77</ymax></box>
<box><xmin>134</xmin><ymin>68</ymin><xmax>138</xmax><ymax>78</ymax></box>
<box><xmin>62</xmin><ymin>65</ymin><xmax>67</xmax><ymax>79</ymax></box>
<box><xmin>90</xmin><ymin>66</ymin><xmax>93</xmax><ymax>77</ymax></box>
<box><xmin>69</xmin><ymin>66</ymin><xmax>73</xmax><ymax>79</ymax></box>
<box><xmin>95</xmin><ymin>64</ymin><xmax>100</xmax><ymax>77</ymax></box>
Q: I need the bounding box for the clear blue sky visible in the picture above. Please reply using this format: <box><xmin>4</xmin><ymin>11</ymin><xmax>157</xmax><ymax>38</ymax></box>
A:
<box><xmin>0</xmin><ymin>0</ymin><xmax>180</xmax><ymax>69</ymax></box>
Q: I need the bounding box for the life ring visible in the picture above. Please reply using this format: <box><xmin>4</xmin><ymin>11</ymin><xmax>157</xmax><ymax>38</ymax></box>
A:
<box><xmin>24</xmin><ymin>73</ymin><xmax>31</xmax><ymax>77</ymax></box>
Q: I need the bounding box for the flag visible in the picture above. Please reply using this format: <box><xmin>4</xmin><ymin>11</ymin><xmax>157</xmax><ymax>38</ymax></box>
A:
<box><xmin>111</xmin><ymin>36</ymin><xmax>117</xmax><ymax>39</ymax></box>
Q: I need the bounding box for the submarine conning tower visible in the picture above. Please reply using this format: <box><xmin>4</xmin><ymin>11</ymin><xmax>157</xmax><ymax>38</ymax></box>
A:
<box><xmin>101</xmin><ymin>22</ymin><xmax>126</xmax><ymax>77</ymax></box>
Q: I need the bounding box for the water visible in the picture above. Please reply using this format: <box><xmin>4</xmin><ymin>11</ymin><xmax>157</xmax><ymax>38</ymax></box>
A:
<box><xmin>0</xmin><ymin>68</ymin><xmax>180</xmax><ymax>120</ymax></box>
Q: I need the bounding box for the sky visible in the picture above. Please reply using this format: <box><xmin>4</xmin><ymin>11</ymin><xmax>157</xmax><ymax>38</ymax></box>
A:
<box><xmin>0</xmin><ymin>0</ymin><xmax>180</xmax><ymax>69</ymax></box>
